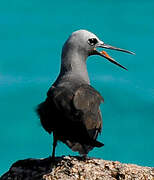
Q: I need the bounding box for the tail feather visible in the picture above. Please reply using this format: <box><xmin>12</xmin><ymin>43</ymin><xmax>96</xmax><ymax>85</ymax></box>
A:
<box><xmin>65</xmin><ymin>139</ymin><xmax>104</xmax><ymax>155</ymax></box>
<box><xmin>91</xmin><ymin>140</ymin><xmax>104</xmax><ymax>147</ymax></box>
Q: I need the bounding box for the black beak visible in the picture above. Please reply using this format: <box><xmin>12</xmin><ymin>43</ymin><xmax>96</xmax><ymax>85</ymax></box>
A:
<box><xmin>94</xmin><ymin>42</ymin><xmax>135</xmax><ymax>70</ymax></box>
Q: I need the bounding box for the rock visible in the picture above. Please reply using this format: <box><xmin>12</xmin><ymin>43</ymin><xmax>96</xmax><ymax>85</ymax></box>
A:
<box><xmin>1</xmin><ymin>156</ymin><xmax>154</xmax><ymax>180</ymax></box>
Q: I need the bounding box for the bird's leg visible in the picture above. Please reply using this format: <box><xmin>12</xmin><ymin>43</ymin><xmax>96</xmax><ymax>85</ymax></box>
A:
<box><xmin>51</xmin><ymin>132</ymin><xmax>57</xmax><ymax>161</ymax></box>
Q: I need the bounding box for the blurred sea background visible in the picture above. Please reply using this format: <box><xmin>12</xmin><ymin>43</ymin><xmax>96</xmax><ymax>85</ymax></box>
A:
<box><xmin>0</xmin><ymin>0</ymin><xmax>154</xmax><ymax>175</ymax></box>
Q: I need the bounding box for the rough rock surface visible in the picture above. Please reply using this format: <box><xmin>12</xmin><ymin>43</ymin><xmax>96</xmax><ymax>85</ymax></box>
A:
<box><xmin>1</xmin><ymin>156</ymin><xmax>154</xmax><ymax>180</ymax></box>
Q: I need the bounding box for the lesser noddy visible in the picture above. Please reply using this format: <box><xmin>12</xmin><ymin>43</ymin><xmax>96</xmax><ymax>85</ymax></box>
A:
<box><xmin>37</xmin><ymin>30</ymin><xmax>134</xmax><ymax>159</ymax></box>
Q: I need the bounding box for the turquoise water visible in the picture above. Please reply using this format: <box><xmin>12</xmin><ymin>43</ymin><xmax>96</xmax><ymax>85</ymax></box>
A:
<box><xmin>0</xmin><ymin>0</ymin><xmax>154</xmax><ymax>175</ymax></box>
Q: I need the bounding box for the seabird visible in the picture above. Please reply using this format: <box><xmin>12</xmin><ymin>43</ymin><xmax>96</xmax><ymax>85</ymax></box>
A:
<box><xmin>37</xmin><ymin>30</ymin><xmax>134</xmax><ymax>159</ymax></box>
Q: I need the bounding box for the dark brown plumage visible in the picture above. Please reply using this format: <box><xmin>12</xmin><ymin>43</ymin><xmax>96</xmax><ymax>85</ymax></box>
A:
<box><xmin>37</xmin><ymin>83</ymin><xmax>104</xmax><ymax>158</ymax></box>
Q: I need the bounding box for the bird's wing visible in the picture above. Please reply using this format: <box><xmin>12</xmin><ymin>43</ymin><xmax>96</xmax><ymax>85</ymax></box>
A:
<box><xmin>73</xmin><ymin>84</ymin><xmax>104</xmax><ymax>136</ymax></box>
<box><xmin>37</xmin><ymin>84</ymin><xmax>104</xmax><ymax>147</ymax></box>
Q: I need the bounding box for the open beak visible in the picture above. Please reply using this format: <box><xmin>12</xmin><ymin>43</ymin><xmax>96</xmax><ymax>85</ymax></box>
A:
<box><xmin>93</xmin><ymin>42</ymin><xmax>135</xmax><ymax>70</ymax></box>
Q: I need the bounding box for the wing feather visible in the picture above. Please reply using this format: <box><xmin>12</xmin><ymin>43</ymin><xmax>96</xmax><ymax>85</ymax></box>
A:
<box><xmin>37</xmin><ymin>84</ymin><xmax>104</xmax><ymax>151</ymax></box>
<box><xmin>73</xmin><ymin>84</ymin><xmax>103</xmax><ymax>133</ymax></box>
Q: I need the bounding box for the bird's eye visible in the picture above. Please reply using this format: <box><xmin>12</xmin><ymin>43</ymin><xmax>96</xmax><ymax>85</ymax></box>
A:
<box><xmin>87</xmin><ymin>38</ymin><xmax>98</xmax><ymax>46</ymax></box>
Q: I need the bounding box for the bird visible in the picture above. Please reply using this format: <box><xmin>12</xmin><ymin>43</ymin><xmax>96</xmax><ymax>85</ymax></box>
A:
<box><xmin>37</xmin><ymin>30</ymin><xmax>134</xmax><ymax>159</ymax></box>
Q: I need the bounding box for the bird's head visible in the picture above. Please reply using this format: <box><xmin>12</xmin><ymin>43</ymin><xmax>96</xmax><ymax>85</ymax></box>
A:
<box><xmin>62</xmin><ymin>30</ymin><xmax>135</xmax><ymax>70</ymax></box>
